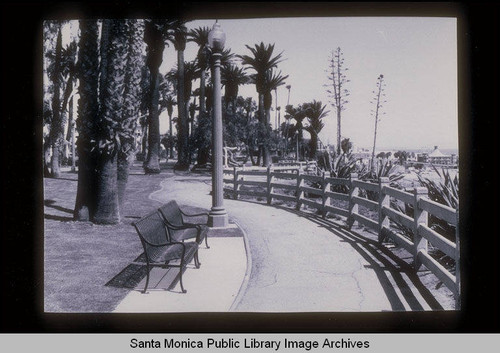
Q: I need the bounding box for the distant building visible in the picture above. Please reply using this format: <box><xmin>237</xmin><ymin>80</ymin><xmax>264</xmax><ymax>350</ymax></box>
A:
<box><xmin>418</xmin><ymin>146</ymin><xmax>456</xmax><ymax>165</ymax></box>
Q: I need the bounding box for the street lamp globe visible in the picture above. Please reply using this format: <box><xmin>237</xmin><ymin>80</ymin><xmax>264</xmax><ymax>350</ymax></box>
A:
<box><xmin>208</xmin><ymin>21</ymin><xmax>226</xmax><ymax>52</ymax></box>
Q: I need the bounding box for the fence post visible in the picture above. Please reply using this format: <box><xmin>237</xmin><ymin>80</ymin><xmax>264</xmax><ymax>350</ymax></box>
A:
<box><xmin>296</xmin><ymin>169</ymin><xmax>303</xmax><ymax>211</ymax></box>
<box><xmin>454</xmin><ymin>207</ymin><xmax>461</xmax><ymax>310</ymax></box>
<box><xmin>267</xmin><ymin>165</ymin><xmax>273</xmax><ymax>205</ymax></box>
<box><xmin>347</xmin><ymin>173</ymin><xmax>358</xmax><ymax>229</ymax></box>
<box><xmin>321</xmin><ymin>171</ymin><xmax>329</xmax><ymax>219</ymax></box>
<box><xmin>233</xmin><ymin>167</ymin><xmax>239</xmax><ymax>200</ymax></box>
<box><xmin>378</xmin><ymin>177</ymin><xmax>390</xmax><ymax>242</ymax></box>
<box><xmin>412</xmin><ymin>187</ymin><xmax>429</xmax><ymax>270</ymax></box>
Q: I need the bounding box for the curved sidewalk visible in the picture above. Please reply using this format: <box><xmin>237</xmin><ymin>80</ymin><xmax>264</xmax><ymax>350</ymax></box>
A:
<box><xmin>115</xmin><ymin>172</ymin><xmax>450</xmax><ymax>312</ymax></box>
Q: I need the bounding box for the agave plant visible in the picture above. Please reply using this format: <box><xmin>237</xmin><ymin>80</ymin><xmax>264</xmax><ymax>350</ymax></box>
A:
<box><xmin>415</xmin><ymin>165</ymin><xmax>458</xmax><ymax>243</ymax></box>
<box><xmin>359</xmin><ymin>159</ymin><xmax>405</xmax><ymax>186</ymax></box>
<box><xmin>315</xmin><ymin>150</ymin><xmax>356</xmax><ymax>193</ymax></box>
<box><xmin>416</xmin><ymin>165</ymin><xmax>459</xmax><ymax>209</ymax></box>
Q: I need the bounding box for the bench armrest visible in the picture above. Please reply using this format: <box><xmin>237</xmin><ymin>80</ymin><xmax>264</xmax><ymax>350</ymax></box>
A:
<box><xmin>163</xmin><ymin>221</ymin><xmax>198</xmax><ymax>231</ymax></box>
<box><xmin>180</xmin><ymin>210</ymin><xmax>209</xmax><ymax>217</ymax></box>
<box><xmin>180</xmin><ymin>209</ymin><xmax>209</xmax><ymax>221</ymax></box>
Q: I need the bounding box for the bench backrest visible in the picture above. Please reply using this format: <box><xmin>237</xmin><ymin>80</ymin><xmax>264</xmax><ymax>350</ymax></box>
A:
<box><xmin>158</xmin><ymin>200</ymin><xmax>183</xmax><ymax>226</ymax></box>
<box><xmin>133</xmin><ymin>211</ymin><xmax>171</xmax><ymax>261</ymax></box>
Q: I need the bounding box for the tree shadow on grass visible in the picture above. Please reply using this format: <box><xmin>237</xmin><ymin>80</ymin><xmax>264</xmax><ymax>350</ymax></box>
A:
<box><xmin>44</xmin><ymin>199</ymin><xmax>74</xmax><ymax>214</ymax></box>
<box><xmin>269</xmin><ymin>204</ymin><xmax>445</xmax><ymax>311</ymax></box>
<box><xmin>44</xmin><ymin>214</ymin><xmax>74</xmax><ymax>222</ymax></box>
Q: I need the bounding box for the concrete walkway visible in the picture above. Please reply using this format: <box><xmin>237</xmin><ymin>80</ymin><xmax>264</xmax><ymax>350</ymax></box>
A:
<box><xmin>114</xmin><ymin>171</ymin><xmax>450</xmax><ymax>312</ymax></box>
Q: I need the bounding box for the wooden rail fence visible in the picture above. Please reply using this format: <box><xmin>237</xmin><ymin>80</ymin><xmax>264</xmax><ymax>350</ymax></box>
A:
<box><xmin>223</xmin><ymin>166</ymin><xmax>461</xmax><ymax>309</ymax></box>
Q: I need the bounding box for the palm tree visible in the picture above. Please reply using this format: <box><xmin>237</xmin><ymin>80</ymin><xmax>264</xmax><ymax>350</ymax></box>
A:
<box><xmin>304</xmin><ymin>100</ymin><xmax>329</xmax><ymax>159</ymax></box>
<box><xmin>93</xmin><ymin>20</ymin><xmax>130</xmax><ymax>224</ymax></box>
<box><xmin>188</xmin><ymin>26</ymin><xmax>210</xmax><ymax>129</ymax></box>
<box><xmin>74</xmin><ymin>19</ymin><xmax>99</xmax><ymax>221</ymax></box>
<box><xmin>46</xmin><ymin>24</ymin><xmax>64</xmax><ymax>177</ymax></box>
<box><xmin>238</xmin><ymin>42</ymin><xmax>285</xmax><ymax>166</ymax></box>
<box><xmin>117</xmin><ymin>19</ymin><xmax>144</xmax><ymax>212</ymax></box>
<box><xmin>167</xmin><ymin>20</ymin><xmax>190</xmax><ymax>171</ymax></box>
<box><xmin>163</xmin><ymin>94</ymin><xmax>177</xmax><ymax>158</ymax></box>
<box><xmin>166</xmin><ymin>60</ymin><xmax>200</xmax><ymax>155</ymax></box>
<box><xmin>285</xmin><ymin>104</ymin><xmax>307</xmax><ymax>160</ymax></box>
<box><xmin>143</xmin><ymin>19</ymin><xmax>165</xmax><ymax>174</ymax></box>
<box><xmin>263</xmin><ymin>68</ymin><xmax>288</xmax><ymax>132</ymax></box>
<box><xmin>221</xmin><ymin>64</ymin><xmax>248</xmax><ymax>114</ymax></box>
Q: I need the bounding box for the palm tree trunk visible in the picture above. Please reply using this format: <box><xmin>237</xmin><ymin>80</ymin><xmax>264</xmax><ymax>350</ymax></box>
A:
<box><xmin>94</xmin><ymin>153</ymin><xmax>120</xmax><ymax>224</ymax></box>
<box><xmin>74</xmin><ymin>19</ymin><xmax>99</xmax><ymax>221</ymax></box>
<box><xmin>93</xmin><ymin>20</ymin><xmax>128</xmax><ymax>224</ymax></box>
<box><xmin>143</xmin><ymin>20</ymin><xmax>164</xmax><ymax>174</ymax></box>
<box><xmin>168</xmin><ymin>112</ymin><xmax>174</xmax><ymax>158</ymax></box>
<box><xmin>258</xmin><ymin>92</ymin><xmax>270</xmax><ymax>166</ymax></box>
<box><xmin>175</xmin><ymin>49</ymin><xmax>189</xmax><ymax>170</ymax></box>
<box><xmin>117</xmin><ymin>19</ymin><xmax>144</xmax><ymax>210</ymax></box>
<box><xmin>49</xmin><ymin>27</ymin><xmax>63</xmax><ymax>178</ymax></box>
<box><xmin>144</xmin><ymin>70</ymin><xmax>161</xmax><ymax>173</ymax></box>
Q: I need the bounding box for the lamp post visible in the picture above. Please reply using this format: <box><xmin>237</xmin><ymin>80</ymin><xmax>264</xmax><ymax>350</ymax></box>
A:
<box><xmin>207</xmin><ymin>21</ymin><xmax>229</xmax><ymax>228</ymax></box>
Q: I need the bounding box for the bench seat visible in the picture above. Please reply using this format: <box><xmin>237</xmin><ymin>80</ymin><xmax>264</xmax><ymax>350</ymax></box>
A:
<box><xmin>133</xmin><ymin>211</ymin><xmax>200</xmax><ymax>293</ymax></box>
<box><xmin>159</xmin><ymin>200</ymin><xmax>210</xmax><ymax>248</ymax></box>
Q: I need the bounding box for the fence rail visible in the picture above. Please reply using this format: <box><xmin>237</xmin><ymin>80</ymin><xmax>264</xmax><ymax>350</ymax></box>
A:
<box><xmin>223</xmin><ymin>166</ymin><xmax>460</xmax><ymax>308</ymax></box>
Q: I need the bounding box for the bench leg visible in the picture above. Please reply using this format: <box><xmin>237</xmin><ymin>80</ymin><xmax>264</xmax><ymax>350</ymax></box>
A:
<box><xmin>194</xmin><ymin>251</ymin><xmax>201</xmax><ymax>268</ymax></box>
<box><xmin>143</xmin><ymin>265</ymin><xmax>150</xmax><ymax>294</ymax></box>
<box><xmin>179</xmin><ymin>259</ymin><xmax>187</xmax><ymax>293</ymax></box>
<box><xmin>205</xmin><ymin>236</ymin><xmax>210</xmax><ymax>249</ymax></box>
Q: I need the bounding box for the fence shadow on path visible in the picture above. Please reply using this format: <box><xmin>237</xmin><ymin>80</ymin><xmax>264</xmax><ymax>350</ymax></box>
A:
<box><xmin>267</xmin><ymin>203</ymin><xmax>445</xmax><ymax>311</ymax></box>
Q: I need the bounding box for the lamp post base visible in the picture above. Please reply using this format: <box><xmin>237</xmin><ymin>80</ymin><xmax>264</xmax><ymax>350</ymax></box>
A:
<box><xmin>208</xmin><ymin>207</ymin><xmax>229</xmax><ymax>228</ymax></box>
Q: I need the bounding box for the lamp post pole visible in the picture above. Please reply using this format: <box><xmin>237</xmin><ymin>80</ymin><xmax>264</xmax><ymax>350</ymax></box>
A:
<box><xmin>208</xmin><ymin>21</ymin><xmax>229</xmax><ymax>228</ymax></box>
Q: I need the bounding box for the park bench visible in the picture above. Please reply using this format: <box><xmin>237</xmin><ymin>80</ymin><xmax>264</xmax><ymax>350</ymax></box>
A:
<box><xmin>158</xmin><ymin>200</ymin><xmax>210</xmax><ymax>249</ymax></box>
<box><xmin>133</xmin><ymin>211</ymin><xmax>200</xmax><ymax>294</ymax></box>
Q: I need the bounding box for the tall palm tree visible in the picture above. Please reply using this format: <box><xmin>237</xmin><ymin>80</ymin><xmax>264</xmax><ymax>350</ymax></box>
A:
<box><xmin>238</xmin><ymin>42</ymin><xmax>285</xmax><ymax>166</ymax></box>
<box><xmin>168</xmin><ymin>20</ymin><xmax>190</xmax><ymax>170</ymax></box>
<box><xmin>46</xmin><ymin>24</ymin><xmax>63</xmax><ymax>178</ymax></box>
<box><xmin>221</xmin><ymin>64</ymin><xmax>248</xmax><ymax>114</ymax></box>
<box><xmin>163</xmin><ymin>94</ymin><xmax>177</xmax><ymax>158</ymax></box>
<box><xmin>188</xmin><ymin>26</ymin><xmax>210</xmax><ymax>129</ymax></box>
<box><xmin>263</xmin><ymin>68</ymin><xmax>288</xmax><ymax>131</ymax></box>
<box><xmin>74</xmin><ymin>19</ymin><xmax>99</xmax><ymax>221</ymax></box>
<box><xmin>304</xmin><ymin>100</ymin><xmax>329</xmax><ymax>159</ymax></box>
<box><xmin>117</xmin><ymin>19</ymin><xmax>145</xmax><ymax>212</ymax></box>
<box><xmin>143</xmin><ymin>19</ymin><xmax>166</xmax><ymax>174</ymax></box>
<box><xmin>93</xmin><ymin>19</ymin><xmax>130</xmax><ymax>224</ymax></box>
<box><xmin>285</xmin><ymin>104</ymin><xmax>307</xmax><ymax>161</ymax></box>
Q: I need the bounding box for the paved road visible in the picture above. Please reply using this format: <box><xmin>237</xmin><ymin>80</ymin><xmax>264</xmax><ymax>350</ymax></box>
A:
<box><xmin>149</xmin><ymin>171</ymin><xmax>448</xmax><ymax>312</ymax></box>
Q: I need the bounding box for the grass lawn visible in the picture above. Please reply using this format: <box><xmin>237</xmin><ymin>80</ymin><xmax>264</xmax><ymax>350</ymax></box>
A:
<box><xmin>44</xmin><ymin>161</ymin><xmax>181</xmax><ymax>312</ymax></box>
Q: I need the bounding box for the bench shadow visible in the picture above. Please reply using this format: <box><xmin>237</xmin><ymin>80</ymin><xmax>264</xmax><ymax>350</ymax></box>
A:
<box><xmin>105</xmin><ymin>253</ymin><xmax>188</xmax><ymax>292</ymax></box>
<box><xmin>269</xmin><ymin>204</ymin><xmax>445</xmax><ymax>311</ymax></box>
<box><xmin>105</xmin><ymin>253</ymin><xmax>149</xmax><ymax>289</ymax></box>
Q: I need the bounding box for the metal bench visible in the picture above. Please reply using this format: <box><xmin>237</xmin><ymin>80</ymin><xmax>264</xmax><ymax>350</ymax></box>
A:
<box><xmin>158</xmin><ymin>200</ymin><xmax>210</xmax><ymax>249</ymax></box>
<box><xmin>133</xmin><ymin>211</ymin><xmax>200</xmax><ymax>294</ymax></box>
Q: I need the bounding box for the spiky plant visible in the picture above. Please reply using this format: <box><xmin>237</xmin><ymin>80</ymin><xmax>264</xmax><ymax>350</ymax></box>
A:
<box><xmin>325</xmin><ymin>47</ymin><xmax>350</xmax><ymax>155</ymax></box>
<box><xmin>369</xmin><ymin>74</ymin><xmax>387</xmax><ymax>173</ymax></box>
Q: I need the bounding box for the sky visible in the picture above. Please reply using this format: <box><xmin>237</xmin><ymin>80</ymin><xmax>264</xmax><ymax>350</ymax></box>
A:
<box><xmin>159</xmin><ymin>17</ymin><xmax>458</xmax><ymax>152</ymax></box>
